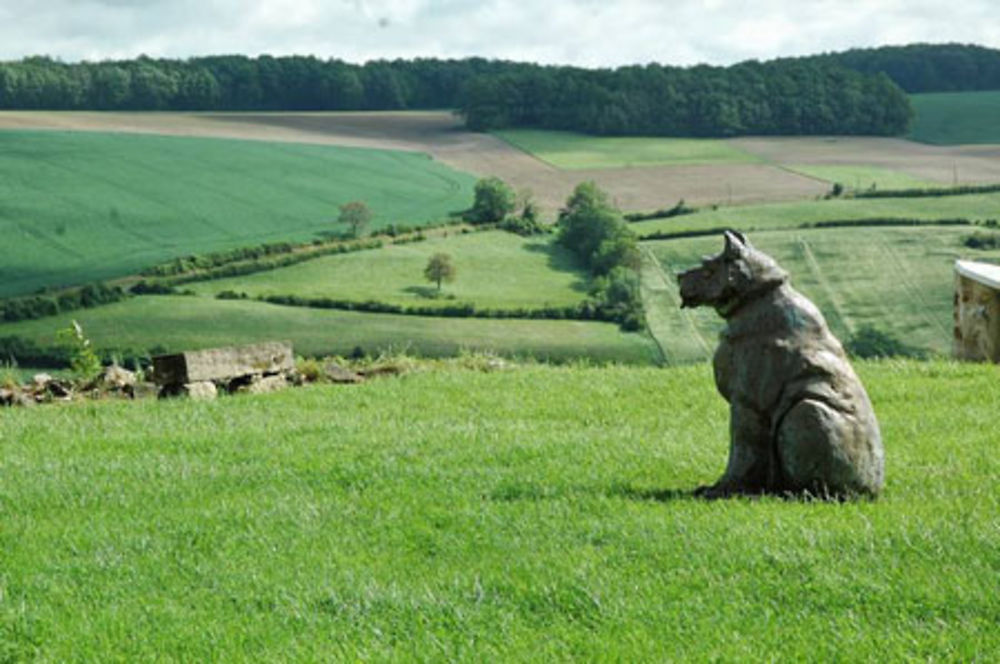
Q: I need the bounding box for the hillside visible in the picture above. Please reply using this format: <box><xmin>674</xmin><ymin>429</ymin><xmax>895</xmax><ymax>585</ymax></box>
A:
<box><xmin>909</xmin><ymin>91</ymin><xmax>1000</xmax><ymax>144</ymax></box>
<box><xmin>0</xmin><ymin>130</ymin><xmax>475</xmax><ymax>297</ymax></box>
<box><xmin>641</xmin><ymin>225</ymin><xmax>1000</xmax><ymax>363</ymax></box>
<box><xmin>2</xmin><ymin>361</ymin><xmax>998</xmax><ymax>660</ymax></box>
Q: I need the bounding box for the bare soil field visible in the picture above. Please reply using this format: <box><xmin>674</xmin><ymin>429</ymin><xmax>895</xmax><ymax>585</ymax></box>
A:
<box><xmin>3</xmin><ymin>111</ymin><xmax>998</xmax><ymax>215</ymax></box>
<box><xmin>733</xmin><ymin>135</ymin><xmax>1000</xmax><ymax>185</ymax></box>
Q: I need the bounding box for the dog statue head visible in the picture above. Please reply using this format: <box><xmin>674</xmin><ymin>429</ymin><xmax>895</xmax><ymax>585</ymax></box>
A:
<box><xmin>678</xmin><ymin>230</ymin><xmax>788</xmax><ymax>316</ymax></box>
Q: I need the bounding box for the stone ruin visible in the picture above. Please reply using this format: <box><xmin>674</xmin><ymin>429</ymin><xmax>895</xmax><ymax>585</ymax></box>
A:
<box><xmin>954</xmin><ymin>259</ymin><xmax>1000</xmax><ymax>363</ymax></box>
<box><xmin>152</xmin><ymin>341</ymin><xmax>297</xmax><ymax>399</ymax></box>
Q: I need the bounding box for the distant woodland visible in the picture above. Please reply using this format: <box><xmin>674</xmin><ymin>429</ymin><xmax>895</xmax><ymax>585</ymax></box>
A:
<box><xmin>0</xmin><ymin>43</ymin><xmax>997</xmax><ymax>137</ymax></box>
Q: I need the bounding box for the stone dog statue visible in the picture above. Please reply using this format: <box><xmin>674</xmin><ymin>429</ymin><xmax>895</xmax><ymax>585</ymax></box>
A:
<box><xmin>678</xmin><ymin>231</ymin><xmax>884</xmax><ymax>498</ymax></box>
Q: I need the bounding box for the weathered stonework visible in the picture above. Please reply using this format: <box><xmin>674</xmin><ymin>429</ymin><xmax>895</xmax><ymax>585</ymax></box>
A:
<box><xmin>954</xmin><ymin>260</ymin><xmax>1000</xmax><ymax>363</ymax></box>
<box><xmin>153</xmin><ymin>341</ymin><xmax>294</xmax><ymax>387</ymax></box>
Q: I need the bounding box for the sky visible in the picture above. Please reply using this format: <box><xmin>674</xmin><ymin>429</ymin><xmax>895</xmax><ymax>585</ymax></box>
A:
<box><xmin>0</xmin><ymin>0</ymin><xmax>998</xmax><ymax>67</ymax></box>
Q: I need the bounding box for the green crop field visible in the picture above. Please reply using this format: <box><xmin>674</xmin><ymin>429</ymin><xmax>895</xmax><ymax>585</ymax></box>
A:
<box><xmin>2</xmin><ymin>360</ymin><xmax>998</xmax><ymax>660</ymax></box>
<box><xmin>187</xmin><ymin>231</ymin><xmax>589</xmax><ymax>310</ymax></box>
<box><xmin>909</xmin><ymin>91</ymin><xmax>1000</xmax><ymax>144</ymax></box>
<box><xmin>785</xmin><ymin>164</ymin><xmax>934</xmax><ymax>190</ymax></box>
<box><xmin>631</xmin><ymin>191</ymin><xmax>1000</xmax><ymax>237</ymax></box>
<box><xmin>641</xmin><ymin>225</ymin><xmax>1000</xmax><ymax>364</ymax></box>
<box><xmin>0</xmin><ymin>296</ymin><xmax>658</xmax><ymax>365</ymax></box>
<box><xmin>494</xmin><ymin>129</ymin><xmax>759</xmax><ymax>169</ymax></box>
<box><xmin>0</xmin><ymin>130</ymin><xmax>476</xmax><ymax>298</ymax></box>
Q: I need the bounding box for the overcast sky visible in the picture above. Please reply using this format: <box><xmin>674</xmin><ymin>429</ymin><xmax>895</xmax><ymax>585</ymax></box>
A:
<box><xmin>1</xmin><ymin>0</ymin><xmax>998</xmax><ymax>67</ymax></box>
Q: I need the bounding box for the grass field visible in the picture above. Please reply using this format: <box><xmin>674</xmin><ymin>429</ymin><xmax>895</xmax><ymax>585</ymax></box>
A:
<box><xmin>0</xmin><ymin>296</ymin><xmax>659</xmax><ymax>365</ymax></box>
<box><xmin>2</xmin><ymin>360</ymin><xmax>997</xmax><ymax>660</ymax></box>
<box><xmin>909</xmin><ymin>91</ymin><xmax>1000</xmax><ymax>145</ymax></box>
<box><xmin>0</xmin><ymin>130</ymin><xmax>476</xmax><ymax>298</ymax></box>
<box><xmin>494</xmin><ymin>129</ymin><xmax>760</xmax><ymax>169</ymax></box>
<box><xmin>187</xmin><ymin>231</ymin><xmax>589</xmax><ymax>309</ymax></box>
<box><xmin>631</xmin><ymin>191</ymin><xmax>1000</xmax><ymax>237</ymax></box>
<box><xmin>641</xmin><ymin>225</ymin><xmax>1000</xmax><ymax>363</ymax></box>
<box><xmin>784</xmin><ymin>164</ymin><xmax>935</xmax><ymax>190</ymax></box>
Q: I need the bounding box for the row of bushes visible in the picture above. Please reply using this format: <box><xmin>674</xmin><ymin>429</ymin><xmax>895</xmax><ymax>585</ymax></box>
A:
<box><xmin>257</xmin><ymin>293</ymin><xmax>626</xmax><ymax>323</ymax></box>
<box><xmin>638</xmin><ymin>217</ymin><xmax>976</xmax><ymax>242</ymax></box>
<box><xmin>1</xmin><ymin>282</ymin><xmax>127</xmax><ymax>323</ymax></box>
<box><xmin>0</xmin><ymin>334</ymin><xmax>157</xmax><ymax>369</ymax></box>
<box><xmin>851</xmin><ymin>182</ymin><xmax>1000</xmax><ymax>200</ymax></box>
<box><xmin>624</xmin><ymin>200</ymin><xmax>697</xmax><ymax>223</ymax></box>
<box><xmin>158</xmin><ymin>239</ymin><xmax>385</xmax><ymax>287</ymax></box>
<box><xmin>963</xmin><ymin>231</ymin><xmax>1000</xmax><ymax>250</ymax></box>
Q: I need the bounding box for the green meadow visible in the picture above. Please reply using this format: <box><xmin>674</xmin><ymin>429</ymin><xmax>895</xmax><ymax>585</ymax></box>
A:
<box><xmin>909</xmin><ymin>90</ymin><xmax>1000</xmax><ymax>144</ymax></box>
<box><xmin>0</xmin><ymin>296</ymin><xmax>658</xmax><ymax>365</ymax></box>
<box><xmin>187</xmin><ymin>231</ymin><xmax>589</xmax><ymax>310</ymax></box>
<box><xmin>2</xmin><ymin>360</ymin><xmax>998</xmax><ymax>660</ymax></box>
<box><xmin>494</xmin><ymin>129</ymin><xmax>759</xmax><ymax>169</ymax></box>
<box><xmin>641</xmin><ymin>225</ymin><xmax>1000</xmax><ymax>364</ymax></box>
<box><xmin>0</xmin><ymin>130</ymin><xmax>476</xmax><ymax>298</ymax></box>
<box><xmin>785</xmin><ymin>164</ymin><xmax>934</xmax><ymax>190</ymax></box>
<box><xmin>630</xmin><ymin>191</ymin><xmax>1000</xmax><ymax>236</ymax></box>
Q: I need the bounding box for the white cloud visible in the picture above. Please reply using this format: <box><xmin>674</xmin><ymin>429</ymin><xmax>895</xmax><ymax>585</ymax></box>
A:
<box><xmin>0</xmin><ymin>0</ymin><xmax>997</xmax><ymax>65</ymax></box>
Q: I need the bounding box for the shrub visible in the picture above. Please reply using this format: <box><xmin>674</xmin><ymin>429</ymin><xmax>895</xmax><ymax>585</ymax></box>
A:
<box><xmin>467</xmin><ymin>177</ymin><xmax>516</xmax><ymax>224</ymax></box>
<box><xmin>845</xmin><ymin>326</ymin><xmax>925</xmax><ymax>359</ymax></box>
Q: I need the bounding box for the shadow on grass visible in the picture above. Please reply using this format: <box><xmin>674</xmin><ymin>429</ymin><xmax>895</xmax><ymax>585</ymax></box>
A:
<box><xmin>606</xmin><ymin>484</ymin><xmax>698</xmax><ymax>502</ymax></box>
<box><xmin>522</xmin><ymin>240</ymin><xmax>590</xmax><ymax>294</ymax></box>
<box><xmin>402</xmin><ymin>285</ymin><xmax>455</xmax><ymax>300</ymax></box>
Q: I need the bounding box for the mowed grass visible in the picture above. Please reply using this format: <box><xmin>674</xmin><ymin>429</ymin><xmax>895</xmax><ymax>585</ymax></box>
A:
<box><xmin>0</xmin><ymin>296</ymin><xmax>658</xmax><ymax>365</ymax></box>
<box><xmin>909</xmin><ymin>91</ymin><xmax>1000</xmax><ymax>145</ymax></box>
<box><xmin>0</xmin><ymin>130</ymin><xmax>476</xmax><ymax>298</ymax></box>
<box><xmin>785</xmin><ymin>164</ymin><xmax>935</xmax><ymax>190</ymax></box>
<box><xmin>1</xmin><ymin>360</ymin><xmax>998</xmax><ymax>660</ymax></box>
<box><xmin>631</xmin><ymin>191</ymin><xmax>1000</xmax><ymax>236</ymax></box>
<box><xmin>494</xmin><ymin>129</ymin><xmax>759</xmax><ymax>169</ymax></box>
<box><xmin>642</xmin><ymin>225</ymin><xmax>1000</xmax><ymax>364</ymax></box>
<box><xmin>187</xmin><ymin>231</ymin><xmax>589</xmax><ymax>309</ymax></box>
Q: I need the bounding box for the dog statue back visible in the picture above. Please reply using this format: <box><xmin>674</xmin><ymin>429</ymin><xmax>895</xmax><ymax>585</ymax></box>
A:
<box><xmin>678</xmin><ymin>231</ymin><xmax>884</xmax><ymax>498</ymax></box>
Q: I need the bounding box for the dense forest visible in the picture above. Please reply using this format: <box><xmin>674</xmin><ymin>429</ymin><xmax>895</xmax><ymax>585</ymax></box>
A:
<box><xmin>817</xmin><ymin>43</ymin><xmax>1000</xmax><ymax>93</ymax></box>
<box><xmin>0</xmin><ymin>43</ymin><xmax>996</xmax><ymax>137</ymax></box>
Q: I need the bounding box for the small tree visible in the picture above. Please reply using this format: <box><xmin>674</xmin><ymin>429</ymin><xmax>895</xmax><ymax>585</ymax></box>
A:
<box><xmin>338</xmin><ymin>200</ymin><xmax>373</xmax><ymax>237</ymax></box>
<box><xmin>424</xmin><ymin>253</ymin><xmax>456</xmax><ymax>292</ymax></box>
<box><xmin>468</xmin><ymin>177</ymin><xmax>516</xmax><ymax>224</ymax></box>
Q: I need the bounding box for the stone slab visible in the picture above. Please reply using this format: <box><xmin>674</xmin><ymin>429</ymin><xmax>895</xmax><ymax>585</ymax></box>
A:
<box><xmin>153</xmin><ymin>341</ymin><xmax>294</xmax><ymax>386</ymax></box>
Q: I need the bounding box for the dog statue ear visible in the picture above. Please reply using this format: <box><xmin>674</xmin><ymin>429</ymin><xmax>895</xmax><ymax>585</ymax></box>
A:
<box><xmin>723</xmin><ymin>230</ymin><xmax>747</xmax><ymax>256</ymax></box>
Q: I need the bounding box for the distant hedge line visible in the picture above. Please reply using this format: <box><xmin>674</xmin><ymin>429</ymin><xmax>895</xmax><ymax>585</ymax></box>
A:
<box><xmin>0</xmin><ymin>335</ymin><xmax>154</xmax><ymax>369</ymax></box>
<box><xmin>850</xmin><ymin>183</ymin><xmax>1000</xmax><ymax>200</ymax></box>
<box><xmin>256</xmin><ymin>293</ymin><xmax>624</xmax><ymax>323</ymax></box>
<box><xmin>1</xmin><ymin>282</ymin><xmax>126</xmax><ymax>323</ymax></box>
<box><xmin>638</xmin><ymin>217</ymin><xmax>975</xmax><ymax>242</ymax></box>
<box><xmin>623</xmin><ymin>201</ymin><xmax>697</xmax><ymax>223</ymax></box>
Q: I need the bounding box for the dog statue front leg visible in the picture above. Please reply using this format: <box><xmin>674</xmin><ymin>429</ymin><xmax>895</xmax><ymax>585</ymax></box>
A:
<box><xmin>696</xmin><ymin>402</ymin><xmax>773</xmax><ymax>497</ymax></box>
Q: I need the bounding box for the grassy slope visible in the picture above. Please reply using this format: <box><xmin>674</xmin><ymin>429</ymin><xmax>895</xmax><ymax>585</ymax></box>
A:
<box><xmin>0</xmin><ymin>130</ymin><xmax>476</xmax><ymax>298</ymax></box>
<box><xmin>642</xmin><ymin>226</ymin><xmax>1000</xmax><ymax>364</ymax></box>
<box><xmin>784</xmin><ymin>164</ymin><xmax>934</xmax><ymax>190</ymax></box>
<box><xmin>2</xmin><ymin>361</ymin><xmax>998</xmax><ymax>660</ymax></box>
<box><xmin>909</xmin><ymin>91</ymin><xmax>1000</xmax><ymax>145</ymax></box>
<box><xmin>494</xmin><ymin>129</ymin><xmax>759</xmax><ymax>169</ymax></box>
<box><xmin>0</xmin><ymin>296</ymin><xmax>658</xmax><ymax>365</ymax></box>
<box><xmin>187</xmin><ymin>231</ymin><xmax>589</xmax><ymax>309</ymax></box>
<box><xmin>631</xmin><ymin>191</ymin><xmax>1000</xmax><ymax>236</ymax></box>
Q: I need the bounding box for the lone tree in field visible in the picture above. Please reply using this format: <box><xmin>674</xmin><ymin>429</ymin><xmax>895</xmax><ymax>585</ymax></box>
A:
<box><xmin>424</xmin><ymin>252</ymin><xmax>456</xmax><ymax>292</ymax></box>
<box><xmin>468</xmin><ymin>177</ymin><xmax>516</xmax><ymax>224</ymax></box>
<box><xmin>338</xmin><ymin>200</ymin><xmax>373</xmax><ymax>237</ymax></box>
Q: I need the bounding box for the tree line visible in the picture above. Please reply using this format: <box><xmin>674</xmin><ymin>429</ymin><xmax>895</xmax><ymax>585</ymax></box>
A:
<box><xmin>2</xmin><ymin>44</ymin><xmax>998</xmax><ymax>135</ymax></box>
<box><xmin>814</xmin><ymin>43</ymin><xmax>1000</xmax><ymax>93</ymax></box>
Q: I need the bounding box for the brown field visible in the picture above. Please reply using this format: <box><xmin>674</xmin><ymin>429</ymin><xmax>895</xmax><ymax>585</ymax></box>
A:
<box><xmin>2</xmin><ymin>111</ymin><xmax>998</xmax><ymax>216</ymax></box>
